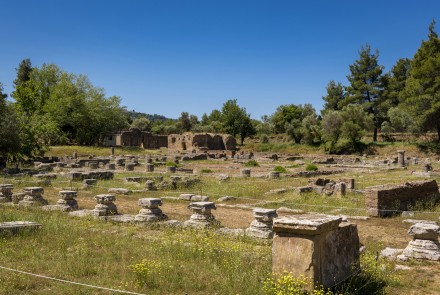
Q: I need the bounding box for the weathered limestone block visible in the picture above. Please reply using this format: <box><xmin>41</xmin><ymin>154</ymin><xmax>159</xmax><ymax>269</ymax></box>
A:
<box><xmin>125</xmin><ymin>163</ymin><xmax>135</xmax><ymax>171</ymax></box>
<box><xmin>56</xmin><ymin>190</ymin><xmax>78</xmax><ymax>211</ymax></box>
<box><xmin>124</xmin><ymin>177</ymin><xmax>146</xmax><ymax>183</ymax></box>
<box><xmin>399</xmin><ymin>223</ymin><xmax>440</xmax><ymax>261</ymax></box>
<box><xmin>294</xmin><ymin>186</ymin><xmax>313</xmax><ymax>194</ymax></box>
<box><xmin>108</xmin><ymin>188</ymin><xmax>131</xmax><ymax>195</ymax></box>
<box><xmin>339</xmin><ymin>178</ymin><xmax>355</xmax><ymax>190</ymax></box>
<box><xmin>115</xmin><ymin>157</ymin><xmax>125</xmax><ymax>166</ymax></box>
<box><xmin>166</xmin><ymin>166</ymin><xmax>176</xmax><ymax>173</ymax></box>
<box><xmin>269</xmin><ymin>171</ymin><xmax>281</xmax><ymax>179</ymax></box>
<box><xmin>241</xmin><ymin>169</ymin><xmax>251</xmax><ymax>177</ymax></box>
<box><xmin>246</xmin><ymin>208</ymin><xmax>278</xmax><ymax>239</ymax></box>
<box><xmin>82</xmin><ymin>178</ymin><xmax>97</xmax><ymax>189</ymax></box>
<box><xmin>0</xmin><ymin>221</ymin><xmax>42</xmax><ymax>235</ymax></box>
<box><xmin>0</xmin><ymin>184</ymin><xmax>14</xmax><ymax>203</ymax></box>
<box><xmin>93</xmin><ymin>194</ymin><xmax>118</xmax><ymax>216</ymax></box>
<box><xmin>145</xmin><ymin>180</ymin><xmax>156</xmax><ymax>191</ymax></box>
<box><xmin>89</xmin><ymin>161</ymin><xmax>98</xmax><ymax>169</ymax></box>
<box><xmin>44</xmin><ymin>190</ymin><xmax>78</xmax><ymax>212</ymax></box>
<box><xmin>106</xmin><ymin>163</ymin><xmax>116</xmax><ymax>170</ymax></box>
<box><xmin>334</xmin><ymin>182</ymin><xmax>346</xmax><ymax>197</ymax></box>
<box><xmin>190</xmin><ymin>195</ymin><xmax>209</xmax><ymax>202</ymax></box>
<box><xmin>184</xmin><ymin>202</ymin><xmax>218</xmax><ymax>228</ymax></box>
<box><xmin>397</xmin><ymin>150</ymin><xmax>405</xmax><ymax>167</ymax></box>
<box><xmin>179</xmin><ymin>193</ymin><xmax>195</xmax><ymax>201</ymax></box>
<box><xmin>272</xmin><ymin>214</ymin><xmax>360</xmax><ymax>289</ymax></box>
<box><xmin>365</xmin><ymin>180</ymin><xmax>440</xmax><ymax>217</ymax></box>
<box><xmin>19</xmin><ymin>187</ymin><xmax>48</xmax><ymax>206</ymax></box>
<box><xmin>68</xmin><ymin>172</ymin><xmax>83</xmax><ymax>181</ymax></box>
<box><xmin>135</xmin><ymin>198</ymin><xmax>167</xmax><ymax>222</ymax></box>
<box><xmin>146</xmin><ymin>163</ymin><xmax>155</xmax><ymax>172</ymax></box>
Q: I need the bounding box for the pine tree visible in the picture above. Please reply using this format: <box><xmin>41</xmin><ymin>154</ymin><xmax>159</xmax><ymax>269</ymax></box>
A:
<box><xmin>345</xmin><ymin>44</ymin><xmax>386</xmax><ymax>141</ymax></box>
<box><xmin>401</xmin><ymin>20</ymin><xmax>440</xmax><ymax>140</ymax></box>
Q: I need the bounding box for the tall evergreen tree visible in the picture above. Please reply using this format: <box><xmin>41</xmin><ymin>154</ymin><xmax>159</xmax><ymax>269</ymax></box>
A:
<box><xmin>345</xmin><ymin>44</ymin><xmax>386</xmax><ymax>141</ymax></box>
<box><xmin>401</xmin><ymin>20</ymin><xmax>440</xmax><ymax>140</ymax></box>
<box><xmin>384</xmin><ymin>58</ymin><xmax>411</xmax><ymax>107</ymax></box>
<box><xmin>321</xmin><ymin>80</ymin><xmax>346</xmax><ymax>114</ymax></box>
<box><xmin>13</xmin><ymin>58</ymin><xmax>32</xmax><ymax>86</ymax></box>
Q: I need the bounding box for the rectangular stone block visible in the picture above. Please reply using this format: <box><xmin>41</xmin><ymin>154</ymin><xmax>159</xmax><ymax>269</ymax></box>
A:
<box><xmin>365</xmin><ymin>180</ymin><xmax>440</xmax><ymax>217</ymax></box>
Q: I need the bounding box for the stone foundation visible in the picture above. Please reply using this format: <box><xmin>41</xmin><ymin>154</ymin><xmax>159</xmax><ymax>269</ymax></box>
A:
<box><xmin>365</xmin><ymin>180</ymin><xmax>440</xmax><ymax>217</ymax></box>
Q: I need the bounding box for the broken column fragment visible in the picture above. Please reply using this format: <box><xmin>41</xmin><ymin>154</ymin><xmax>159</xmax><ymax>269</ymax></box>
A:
<box><xmin>184</xmin><ymin>202</ymin><xmax>218</xmax><ymax>228</ymax></box>
<box><xmin>398</xmin><ymin>222</ymin><xmax>440</xmax><ymax>261</ymax></box>
<box><xmin>245</xmin><ymin>208</ymin><xmax>278</xmax><ymax>239</ymax></box>
<box><xmin>93</xmin><ymin>194</ymin><xmax>118</xmax><ymax>216</ymax></box>
<box><xmin>135</xmin><ymin>198</ymin><xmax>167</xmax><ymax>222</ymax></box>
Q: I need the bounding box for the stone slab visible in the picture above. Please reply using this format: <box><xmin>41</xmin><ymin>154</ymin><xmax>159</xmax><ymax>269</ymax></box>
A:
<box><xmin>273</xmin><ymin>214</ymin><xmax>342</xmax><ymax>235</ymax></box>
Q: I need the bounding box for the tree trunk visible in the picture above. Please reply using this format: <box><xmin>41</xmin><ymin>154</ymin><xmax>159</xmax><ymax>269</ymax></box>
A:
<box><xmin>373</xmin><ymin>127</ymin><xmax>378</xmax><ymax>142</ymax></box>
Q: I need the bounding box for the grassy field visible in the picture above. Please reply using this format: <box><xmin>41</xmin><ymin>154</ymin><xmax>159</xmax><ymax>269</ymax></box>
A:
<box><xmin>1</xmin><ymin>144</ymin><xmax>440</xmax><ymax>294</ymax></box>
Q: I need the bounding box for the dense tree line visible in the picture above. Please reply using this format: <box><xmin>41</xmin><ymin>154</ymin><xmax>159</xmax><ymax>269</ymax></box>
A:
<box><xmin>1</xmin><ymin>21</ymin><xmax>439</xmax><ymax>163</ymax></box>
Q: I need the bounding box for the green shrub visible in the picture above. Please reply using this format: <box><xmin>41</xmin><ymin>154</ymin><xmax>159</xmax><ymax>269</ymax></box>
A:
<box><xmin>273</xmin><ymin>166</ymin><xmax>287</xmax><ymax>173</ymax></box>
<box><xmin>165</xmin><ymin>161</ymin><xmax>177</xmax><ymax>167</ymax></box>
<box><xmin>305</xmin><ymin>164</ymin><xmax>318</xmax><ymax>171</ymax></box>
<box><xmin>245</xmin><ymin>160</ymin><xmax>260</xmax><ymax>167</ymax></box>
<box><xmin>260</xmin><ymin>134</ymin><xmax>269</xmax><ymax>143</ymax></box>
<box><xmin>200</xmin><ymin>169</ymin><xmax>213</xmax><ymax>173</ymax></box>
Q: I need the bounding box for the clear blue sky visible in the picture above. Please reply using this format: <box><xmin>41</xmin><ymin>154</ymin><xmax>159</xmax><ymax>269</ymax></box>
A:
<box><xmin>1</xmin><ymin>0</ymin><xmax>439</xmax><ymax>119</ymax></box>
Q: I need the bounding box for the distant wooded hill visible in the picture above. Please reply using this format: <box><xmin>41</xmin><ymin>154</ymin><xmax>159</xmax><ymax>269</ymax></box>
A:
<box><xmin>125</xmin><ymin>110</ymin><xmax>173</xmax><ymax>123</ymax></box>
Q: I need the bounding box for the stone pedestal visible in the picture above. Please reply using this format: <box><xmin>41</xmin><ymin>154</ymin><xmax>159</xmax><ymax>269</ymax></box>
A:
<box><xmin>82</xmin><ymin>178</ymin><xmax>97</xmax><ymax>189</ymax></box>
<box><xmin>89</xmin><ymin>161</ymin><xmax>98</xmax><ymax>169</ymax></box>
<box><xmin>166</xmin><ymin>166</ymin><xmax>176</xmax><ymax>173</ymax></box>
<box><xmin>397</xmin><ymin>150</ymin><xmax>405</xmax><ymax>167</ymax></box>
<box><xmin>246</xmin><ymin>208</ymin><xmax>278</xmax><ymax>239</ymax></box>
<box><xmin>398</xmin><ymin>223</ymin><xmax>440</xmax><ymax>261</ymax></box>
<box><xmin>115</xmin><ymin>157</ymin><xmax>125</xmax><ymax>166</ymax></box>
<box><xmin>19</xmin><ymin>187</ymin><xmax>48</xmax><ymax>206</ymax></box>
<box><xmin>272</xmin><ymin>214</ymin><xmax>360</xmax><ymax>289</ymax></box>
<box><xmin>241</xmin><ymin>169</ymin><xmax>251</xmax><ymax>177</ymax></box>
<box><xmin>0</xmin><ymin>184</ymin><xmax>13</xmax><ymax>203</ymax></box>
<box><xmin>146</xmin><ymin>164</ymin><xmax>154</xmax><ymax>172</ymax></box>
<box><xmin>125</xmin><ymin>163</ymin><xmax>135</xmax><ymax>171</ymax></box>
<box><xmin>269</xmin><ymin>171</ymin><xmax>280</xmax><ymax>179</ymax></box>
<box><xmin>111</xmin><ymin>147</ymin><xmax>115</xmax><ymax>156</ymax></box>
<box><xmin>135</xmin><ymin>198</ymin><xmax>167</xmax><ymax>222</ymax></box>
<box><xmin>145</xmin><ymin>180</ymin><xmax>156</xmax><ymax>191</ymax></box>
<box><xmin>93</xmin><ymin>194</ymin><xmax>118</xmax><ymax>216</ymax></box>
<box><xmin>107</xmin><ymin>163</ymin><xmax>116</xmax><ymax>170</ymax></box>
<box><xmin>73</xmin><ymin>151</ymin><xmax>77</xmax><ymax>159</ymax></box>
<box><xmin>56</xmin><ymin>190</ymin><xmax>78</xmax><ymax>211</ymax></box>
<box><xmin>184</xmin><ymin>202</ymin><xmax>217</xmax><ymax>228</ymax></box>
<box><xmin>334</xmin><ymin>182</ymin><xmax>346</xmax><ymax>197</ymax></box>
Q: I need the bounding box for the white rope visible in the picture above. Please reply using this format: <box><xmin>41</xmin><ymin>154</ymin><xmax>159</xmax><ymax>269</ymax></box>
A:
<box><xmin>0</xmin><ymin>265</ymin><xmax>146</xmax><ymax>295</ymax></box>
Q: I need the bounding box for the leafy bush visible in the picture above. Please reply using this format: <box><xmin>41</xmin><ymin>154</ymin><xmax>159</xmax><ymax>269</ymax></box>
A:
<box><xmin>245</xmin><ymin>160</ymin><xmax>260</xmax><ymax>167</ymax></box>
<box><xmin>273</xmin><ymin>166</ymin><xmax>287</xmax><ymax>173</ymax></box>
<box><xmin>305</xmin><ymin>164</ymin><xmax>318</xmax><ymax>171</ymax></box>
<box><xmin>165</xmin><ymin>161</ymin><xmax>177</xmax><ymax>167</ymax></box>
<box><xmin>200</xmin><ymin>169</ymin><xmax>213</xmax><ymax>173</ymax></box>
<box><xmin>260</xmin><ymin>134</ymin><xmax>269</xmax><ymax>143</ymax></box>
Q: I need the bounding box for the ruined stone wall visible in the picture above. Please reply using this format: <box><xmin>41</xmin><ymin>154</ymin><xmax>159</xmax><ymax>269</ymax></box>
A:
<box><xmin>168</xmin><ymin>133</ymin><xmax>236</xmax><ymax>151</ymax></box>
<box><xmin>105</xmin><ymin>130</ymin><xmax>167</xmax><ymax>149</ymax></box>
<box><xmin>365</xmin><ymin>180</ymin><xmax>440</xmax><ymax>217</ymax></box>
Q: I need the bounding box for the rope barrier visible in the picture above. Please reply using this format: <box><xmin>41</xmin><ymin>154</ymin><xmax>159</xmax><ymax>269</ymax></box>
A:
<box><xmin>0</xmin><ymin>265</ymin><xmax>147</xmax><ymax>295</ymax></box>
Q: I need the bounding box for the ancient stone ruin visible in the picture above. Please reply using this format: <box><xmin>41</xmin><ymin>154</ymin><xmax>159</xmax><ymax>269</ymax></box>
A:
<box><xmin>135</xmin><ymin>198</ymin><xmax>167</xmax><ymax>222</ymax></box>
<box><xmin>168</xmin><ymin>132</ymin><xmax>236</xmax><ymax>151</ymax></box>
<box><xmin>184</xmin><ymin>202</ymin><xmax>218</xmax><ymax>228</ymax></box>
<box><xmin>272</xmin><ymin>214</ymin><xmax>360</xmax><ymax>289</ymax></box>
<box><xmin>93</xmin><ymin>194</ymin><xmax>118</xmax><ymax>217</ymax></box>
<box><xmin>365</xmin><ymin>180</ymin><xmax>440</xmax><ymax>217</ymax></box>
<box><xmin>245</xmin><ymin>208</ymin><xmax>278</xmax><ymax>239</ymax></box>
<box><xmin>398</xmin><ymin>222</ymin><xmax>440</xmax><ymax>261</ymax></box>
<box><xmin>0</xmin><ymin>184</ymin><xmax>13</xmax><ymax>203</ymax></box>
<box><xmin>103</xmin><ymin>128</ymin><xmax>168</xmax><ymax>149</ymax></box>
<box><xmin>18</xmin><ymin>187</ymin><xmax>49</xmax><ymax>206</ymax></box>
<box><xmin>43</xmin><ymin>190</ymin><xmax>78</xmax><ymax>212</ymax></box>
